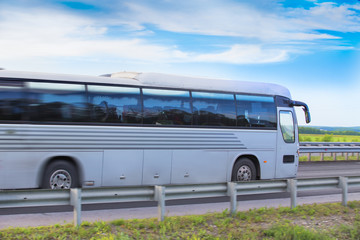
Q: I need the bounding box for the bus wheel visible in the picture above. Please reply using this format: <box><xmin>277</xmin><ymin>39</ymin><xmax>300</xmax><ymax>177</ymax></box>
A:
<box><xmin>42</xmin><ymin>161</ymin><xmax>79</xmax><ymax>189</ymax></box>
<box><xmin>232</xmin><ymin>158</ymin><xmax>256</xmax><ymax>181</ymax></box>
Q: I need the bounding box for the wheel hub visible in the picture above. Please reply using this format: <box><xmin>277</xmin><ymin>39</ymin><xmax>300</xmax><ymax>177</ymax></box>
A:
<box><xmin>49</xmin><ymin>170</ymin><xmax>72</xmax><ymax>189</ymax></box>
<box><xmin>237</xmin><ymin>165</ymin><xmax>252</xmax><ymax>181</ymax></box>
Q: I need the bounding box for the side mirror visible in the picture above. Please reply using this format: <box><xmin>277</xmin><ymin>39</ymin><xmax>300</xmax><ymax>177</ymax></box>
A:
<box><xmin>303</xmin><ymin>107</ymin><xmax>311</xmax><ymax>124</ymax></box>
<box><xmin>291</xmin><ymin>101</ymin><xmax>311</xmax><ymax>124</ymax></box>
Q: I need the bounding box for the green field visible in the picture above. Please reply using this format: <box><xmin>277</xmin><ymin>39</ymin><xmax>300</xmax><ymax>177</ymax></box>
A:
<box><xmin>2</xmin><ymin>202</ymin><xmax>360</xmax><ymax>239</ymax></box>
<box><xmin>299</xmin><ymin>134</ymin><xmax>360</xmax><ymax>142</ymax></box>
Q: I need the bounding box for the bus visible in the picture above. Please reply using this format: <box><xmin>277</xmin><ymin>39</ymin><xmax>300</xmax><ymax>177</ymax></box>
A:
<box><xmin>0</xmin><ymin>70</ymin><xmax>310</xmax><ymax>189</ymax></box>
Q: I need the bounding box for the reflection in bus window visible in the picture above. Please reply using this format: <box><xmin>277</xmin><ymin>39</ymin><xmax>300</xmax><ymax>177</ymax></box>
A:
<box><xmin>0</xmin><ymin>81</ymin><xmax>26</xmax><ymax>121</ymax></box>
<box><xmin>143</xmin><ymin>88</ymin><xmax>192</xmax><ymax>125</ymax></box>
<box><xmin>27</xmin><ymin>82</ymin><xmax>88</xmax><ymax>122</ymax></box>
<box><xmin>88</xmin><ymin>85</ymin><xmax>141</xmax><ymax>124</ymax></box>
<box><xmin>192</xmin><ymin>92</ymin><xmax>236</xmax><ymax>126</ymax></box>
<box><xmin>236</xmin><ymin>95</ymin><xmax>276</xmax><ymax>128</ymax></box>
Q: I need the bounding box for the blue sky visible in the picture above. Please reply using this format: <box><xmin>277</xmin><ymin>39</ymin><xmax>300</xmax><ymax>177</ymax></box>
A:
<box><xmin>0</xmin><ymin>0</ymin><xmax>359</xmax><ymax>126</ymax></box>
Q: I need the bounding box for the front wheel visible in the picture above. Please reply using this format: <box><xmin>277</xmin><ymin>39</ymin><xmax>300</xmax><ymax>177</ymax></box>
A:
<box><xmin>42</xmin><ymin>161</ymin><xmax>79</xmax><ymax>189</ymax></box>
<box><xmin>232</xmin><ymin>158</ymin><xmax>257</xmax><ymax>181</ymax></box>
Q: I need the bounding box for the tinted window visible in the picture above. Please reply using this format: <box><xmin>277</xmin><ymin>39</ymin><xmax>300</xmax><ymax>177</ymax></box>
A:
<box><xmin>0</xmin><ymin>80</ymin><xmax>26</xmax><ymax>121</ymax></box>
<box><xmin>236</xmin><ymin>95</ymin><xmax>276</xmax><ymax>128</ymax></box>
<box><xmin>143</xmin><ymin>89</ymin><xmax>192</xmax><ymax>125</ymax></box>
<box><xmin>192</xmin><ymin>92</ymin><xmax>236</xmax><ymax>126</ymax></box>
<box><xmin>88</xmin><ymin>85</ymin><xmax>141</xmax><ymax>124</ymax></box>
<box><xmin>275</xmin><ymin>96</ymin><xmax>291</xmax><ymax>107</ymax></box>
<box><xmin>27</xmin><ymin>82</ymin><xmax>88</xmax><ymax>122</ymax></box>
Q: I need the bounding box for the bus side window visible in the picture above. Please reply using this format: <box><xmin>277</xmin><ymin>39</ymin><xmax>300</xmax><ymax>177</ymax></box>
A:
<box><xmin>87</xmin><ymin>85</ymin><xmax>141</xmax><ymax>124</ymax></box>
<box><xmin>192</xmin><ymin>92</ymin><xmax>236</xmax><ymax>127</ymax></box>
<box><xmin>27</xmin><ymin>82</ymin><xmax>88</xmax><ymax>122</ymax></box>
<box><xmin>236</xmin><ymin>95</ymin><xmax>276</xmax><ymax>128</ymax></box>
<box><xmin>0</xmin><ymin>80</ymin><xmax>26</xmax><ymax>121</ymax></box>
<box><xmin>142</xmin><ymin>88</ymin><xmax>192</xmax><ymax>125</ymax></box>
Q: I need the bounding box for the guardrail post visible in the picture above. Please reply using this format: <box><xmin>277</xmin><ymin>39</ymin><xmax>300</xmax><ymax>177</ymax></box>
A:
<box><xmin>70</xmin><ymin>188</ymin><xmax>82</xmax><ymax>227</ymax></box>
<box><xmin>154</xmin><ymin>186</ymin><xmax>165</xmax><ymax>221</ymax></box>
<box><xmin>287</xmin><ymin>179</ymin><xmax>297</xmax><ymax>208</ymax></box>
<box><xmin>227</xmin><ymin>182</ymin><xmax>237</xmax><ymax>215</ymax></box>
<box><xmin>339</xmin><ymin>177</ymin><xmax>348</xmax><ymax>207</ymax></box>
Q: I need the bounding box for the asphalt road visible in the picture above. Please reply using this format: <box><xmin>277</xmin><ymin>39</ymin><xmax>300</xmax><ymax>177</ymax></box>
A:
<box><xmin>297</xmin><ymin>161</ymin><xmax>360</xmax><ymax>178</ymax></box>
<box><xmin>1</xmin><ymin>161</ymin><xmax>360</xmax><ymax>216</ymax></box>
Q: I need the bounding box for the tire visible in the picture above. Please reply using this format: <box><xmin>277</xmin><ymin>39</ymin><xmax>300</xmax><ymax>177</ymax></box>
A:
<box><xmin>232</xmin><ymin>158</ymin><xmax>257</xmax><ymax>181</ymax></box>
<box><xmin>42</xmin><ymin>161</ymin><xmax>79</xmax><ymax>189</ymax></box>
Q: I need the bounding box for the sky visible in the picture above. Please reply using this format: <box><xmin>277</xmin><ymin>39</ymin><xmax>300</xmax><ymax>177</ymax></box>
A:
<box><xmin>0</xmin><ymin>0</ymin><xmax>359</xmax><ymax>127</ymax></box>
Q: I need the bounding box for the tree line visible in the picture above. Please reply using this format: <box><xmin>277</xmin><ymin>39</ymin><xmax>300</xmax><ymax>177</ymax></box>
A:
<box><xmin>299</xmin><ymin>127</ymin><xmax>360</xmax><ymax>136</ymax></box>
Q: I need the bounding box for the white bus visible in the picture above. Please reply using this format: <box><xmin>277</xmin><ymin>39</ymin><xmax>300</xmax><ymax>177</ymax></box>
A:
<box><xmin>0</xmin><ymin>70</ymin><xmax>310</xmax><ymax>189</ymax></box>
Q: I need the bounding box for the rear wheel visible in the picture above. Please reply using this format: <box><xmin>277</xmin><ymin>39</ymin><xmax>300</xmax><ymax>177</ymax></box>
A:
<box><xmin>232</xmin><ymin>158</ymin><xmax>257</xmax><ymax>181</ymax></box>
<box><xmin>42</xmin><ymin>161</ymin><xmax>79</xmax><ymax>189</ymax></box>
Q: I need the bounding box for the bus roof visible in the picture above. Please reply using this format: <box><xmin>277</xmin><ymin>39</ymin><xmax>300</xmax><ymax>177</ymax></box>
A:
<box><xmin>0</xmin><ymin>70</ymin><xmax>291</xmax><ymax>98</ymax></box>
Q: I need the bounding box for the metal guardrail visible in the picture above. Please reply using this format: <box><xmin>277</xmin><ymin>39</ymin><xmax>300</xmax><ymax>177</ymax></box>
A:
<box><xmin>300</xmin><ymin>147</ymin><xmax>360</xmax><ymax>153</ymax></box>
<box><xmin>299</xmin><ymin>143</ymin><xmax>360</xmax><ymax>161</ymax></box>
<box><xmin>300</xmin><ymin>142</ymin><xmax>360</xmax><ymax>147</ymax></box>
<box><xmin>1</xmin><ymin>176</ymin><xmax>360</xmax><ymax>226</ymax></box>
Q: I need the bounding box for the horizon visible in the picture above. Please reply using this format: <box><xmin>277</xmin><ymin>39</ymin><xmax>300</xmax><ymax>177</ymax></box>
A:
<box><xmin>0</xmin><ymin>0</ymin><xmax>359</xmax><ymax>127</ymax></box>
<box><xmin>300</xmin><ymin>125</ymin><xmax>360</xmax><ymax>128</ymax></box>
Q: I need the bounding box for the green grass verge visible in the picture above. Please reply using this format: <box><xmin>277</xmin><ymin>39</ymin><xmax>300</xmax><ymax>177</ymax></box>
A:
<box><xmin>2</xmin><ymin>201</ymin><xmax>360</xmax><ymax>239</ymax></box>
<box><xmin>299</xmin><ymin>154</ymin><xmax>359</xmax><ymax>162</ymax></box>
<box><xmin>299</xmin><ymin>134</ymin><xmax>360</xmax><ymax>142</ymax></box>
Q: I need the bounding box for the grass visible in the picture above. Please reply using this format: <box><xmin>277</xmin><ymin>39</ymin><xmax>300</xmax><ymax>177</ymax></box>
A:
<box><xmin>299</xmin><ymin>134</ymin><xmax>360</xmax><ymax>142</ymax></box>
<box><xmin>2</xmin><ymin>201</ymin><xmax>360</xmax><ymax>239</ymax></box>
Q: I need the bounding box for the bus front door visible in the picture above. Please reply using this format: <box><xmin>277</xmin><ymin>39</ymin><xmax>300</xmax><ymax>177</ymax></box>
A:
<box><xmin>275</xmin><ymin>109</ymin><xmax>299</xmax><ymax>179</ymax></box>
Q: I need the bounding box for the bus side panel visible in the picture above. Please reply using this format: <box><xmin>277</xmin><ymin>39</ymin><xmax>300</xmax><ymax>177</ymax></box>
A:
<box><xmin>257</xmin><ymin>151</ymin><xmax>277</xmax><ymax>179</ymax></box>
<box><xmin>68</xmin><ymin>151</ymin><xmax>103</xmax><ymax>188</ymax></box>
<box><xmin>0</xmin><ymin>152</ymin><xmax>41</xmax><ymax>189</ymax></box>
<box><xmin>102</xmin><ymin>150</ymin><xmax>143</xmax><ymax>186</ymax></box>
<box><xmin>0</xmin><ymin>151</ymin><xmax>104</xmax><ymax>189</ymax></box>
<box><xmin>171</xmin><ymin>150</ymin><xmax>227</xmax><ymax>184</ymax></box>
<box><xmin>143</xmin><ymin>150</ymin><xmax>172</xmax><ymax>185</ymax></box>
<box><xmin>227</xmin><ymin>150</ymin><xmax>276</xmax><ymax>180</ymax></box>
<box><xmin>230</xmin><ymin>130</ymin><xmax>277</xmax><ymax>180</ymax></box>
<box><xmin>38</xmin><ymin>151</ymin><xmax>104</xmax><ymax>189</ymax></box>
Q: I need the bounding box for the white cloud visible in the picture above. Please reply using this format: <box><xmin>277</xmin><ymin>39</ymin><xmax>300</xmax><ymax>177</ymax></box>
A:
<box><xmin>119</xmin><ymin>0</ymin><xmax>360</xmax><ymax>42</ymax></box>
<box><xmin>0</xmin><ymin>0</ymin><xmax>359</xmax><ymax>66</ymax></box>
<box><xmin>0</xmin><ymin>5</ymin><xmax>289</xmax><ymax>64</ymax></box>
<box><xmin>0</xmin><ymin>7</ymin><xmax>178</xmax><ymax>61</ymax></box>
<box><xmin>193</xmin><ymin>44</ymin><xmax>289</xmax><ymax>64</ymax></box>
<box><xmin>288</xmin><ymin>2</ymin><xmax>360</xmax><ymax>33</ymax></box>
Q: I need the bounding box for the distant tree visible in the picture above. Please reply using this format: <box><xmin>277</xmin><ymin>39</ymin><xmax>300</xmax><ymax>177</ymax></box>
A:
<box><xmin>298</xmin><ymin>127</ymin><xmax>323</xmax><ymax>134</ymax></box>
<box><xmin>299</xmin><ymin>127</ymin><xmax>360</xmax><ymax>136</ymax></box>
<box><xmin>322</xmin><ymin>134</ymin><xmax>334</xmax><ymax>142</ymax></box>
